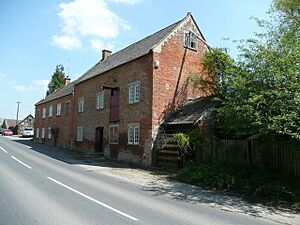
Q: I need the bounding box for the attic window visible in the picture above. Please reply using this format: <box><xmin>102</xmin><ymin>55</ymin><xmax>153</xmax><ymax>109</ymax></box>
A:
<box><xmin>184</xmin><ymin>31</ymin><xmax>197</xmax><ymax>50</ymax></box>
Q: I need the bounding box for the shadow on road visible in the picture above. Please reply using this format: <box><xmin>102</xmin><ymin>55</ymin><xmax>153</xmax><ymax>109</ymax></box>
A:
<box><xmin>11</xmin><ymin>138</ymin><xmax>128</xmax><ymax>169</ymax></box>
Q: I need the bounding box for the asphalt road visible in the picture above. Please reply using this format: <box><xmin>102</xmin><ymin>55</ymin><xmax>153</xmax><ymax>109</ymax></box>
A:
<box><xmin>0</xmin><ymin>136</ymin><xmax>280</xmax><ymax>225</ymax></box>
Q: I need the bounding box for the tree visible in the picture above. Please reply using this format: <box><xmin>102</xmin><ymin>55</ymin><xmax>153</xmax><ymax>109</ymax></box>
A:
<box><xmin>189</xmin><ymin>48</ymin><xmax>235</xmax><ymax>98</ymax></box>
<box><xmin>273</xmin><ymin>0</ymin><xmax>300</xmax><ymax>27</ymax></box>
<box><xmin>195</xmin><ymin>0</ymin><xmax>300</xmax><ymax>140</ymax></box>
<box><xmin>46</xmin><ymin>64</ymin><xmax>66</xmax><ymax>96</ymax></box>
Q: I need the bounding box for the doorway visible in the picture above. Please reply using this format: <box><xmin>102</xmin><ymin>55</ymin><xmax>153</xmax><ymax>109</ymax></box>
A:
<box><xmin>95</xmin><ymin>127</ymin><xmax>104</xmax><ymax>153</ymax></box>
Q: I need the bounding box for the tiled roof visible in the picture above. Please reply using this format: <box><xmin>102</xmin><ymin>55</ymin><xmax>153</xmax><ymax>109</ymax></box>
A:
<box><xmin>76</xmin><ymin>19</ymin><xmax>183</xmax><ymax>84</ymax></box>
<box><xmin>2</xmin><ymin>119</ymin><xmax>22</xmax><ymax>128</ymax></box>
<box><xmin>35</xmin><ymin>19</ymin><xmax>182</xmax><ymax>105</ymax></box>
<box><xmin>35</xmin><ymin>82</ymin><xmax>74</xmax><ymax>105</ymax></box>
<box><xmin>163</xmin><ymin>96</ymin><xmax>215</xmax><ymax>125</ymax></box>
<box><xmin>36</xmin><ymin>13</ymin><xmax>208</xmax><ymax>105</ymax></box>
<box><xmin>18</xmin><ymin>114</ymin><xmax>35</xmax><ymax>125</ymax></box>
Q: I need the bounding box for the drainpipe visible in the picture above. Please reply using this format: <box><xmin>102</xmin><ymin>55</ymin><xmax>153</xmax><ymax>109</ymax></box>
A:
<box><xmin>70</xmin><ymin>86</ymin><xmax>75</xmax><ymax>150</ymax></box>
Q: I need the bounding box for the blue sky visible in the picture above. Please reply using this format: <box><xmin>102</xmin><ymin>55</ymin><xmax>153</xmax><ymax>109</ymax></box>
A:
<box><xmin>0</xmin><ymin>0</ymin><xmax>272</xmax><ymax>121</ymax></box>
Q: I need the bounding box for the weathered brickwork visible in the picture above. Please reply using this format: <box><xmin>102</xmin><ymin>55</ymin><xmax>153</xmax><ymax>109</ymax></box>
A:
<box><xmin>73</xmin><ymin>55</ymin><xmax>153</xmax><ymax>165</ymax></box>
<box><xmin>35</xmin><ymin>93</ymin><xmax>74</xmax><ymax>149</ymax></box>
<box><xmin>152</xmin><ymin>16</ymin><xmax>209</xmax><ymax>128</ymax></box>
<box><xmin>34</xmin><ymin>13</ymin><xmax>210</xmax><ymax>166</ymax></box>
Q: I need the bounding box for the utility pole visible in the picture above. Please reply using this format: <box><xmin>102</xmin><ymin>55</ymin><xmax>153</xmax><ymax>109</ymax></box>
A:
<box><xmin>16</xmin><ymin>101</ymin><xmax>21</xmax><ymax>130</ymax></box>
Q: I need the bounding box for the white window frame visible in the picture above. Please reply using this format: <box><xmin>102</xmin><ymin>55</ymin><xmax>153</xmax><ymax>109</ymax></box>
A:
<box><xmin>78</xmin><ymin>97</ymin><xmax>84</xmax><ymax>112</ymax></box>
<box><xmin>184</xmin><ymin>31</ymin><xmax>197</xmax><ymax>50</ymax></box>
<box><xmin>41</xmin><ymin>128</ymin><xmax>45</xmax><ymax>139</ymax></box>
<box><xmin>56</xmin><ymin>103</ymin><xmax>62</xmax><ymax>116</ymax></box>
<box><xmin>109</xmin><ymin>124</ymin><xmax>119</xmax><ymax>144</ymax></box>
<box><xmin>48</xmin><ymin>127</ymin><xmax>52</xmax><ymax>139</ymax></box>
<box><xmin>127</xmin><ymin>123</ymin><xmax>140</xmax><ymax>145</ymax></box>
<box><xmin>49</xmin><ymin>105</ymin><xmax>53</xmax><ymax>117</ymax></box>
<box><xmin>77</xmin><ymin>126</ymin><xmax>83</xmax><ymax>142</ymax></box>
<box><xmin>96</xmin><ymin>91</ymin><xmax>105</xmax><ymax>109</ymax></box>
<box><xmin>42</xmin><ymin>107</ymin><xmax>46</xmax><ymax>118</ymax></box>
<box><xmin>36</xmin><ymin>128</ymin><xmax>39</xmax><ymax>139</ymax></box>
<box><xmin>128</xmin><ymin>82</ymin><xmax>140</xmax><ymax>104</ymax></box>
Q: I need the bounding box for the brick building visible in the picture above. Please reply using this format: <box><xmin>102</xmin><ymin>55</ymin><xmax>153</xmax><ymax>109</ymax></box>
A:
<box><xmin>34</xmin><ymin>13</ymin><xmax>211</xmax><ymax>165</ymax></box>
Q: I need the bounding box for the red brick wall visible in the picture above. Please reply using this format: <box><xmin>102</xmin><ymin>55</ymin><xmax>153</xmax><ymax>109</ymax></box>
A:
<box><xmin>73</xmin><ymin>54</ymin><xmax>153</xmax><ymax>164</ymax></box>
<box><xmin>34</xmin><ymin>16</ymin><xmax>210</xmax><ymax>166</ymax></box>
<box><xmin>152</xmin><ymin>17</ymin><xmax>209</xmax><ymax>128</ymax></box>
<box><xmin>34</xmin><ymin>93</ymin><xmax>74</xmax><ymax>149</ymax></box>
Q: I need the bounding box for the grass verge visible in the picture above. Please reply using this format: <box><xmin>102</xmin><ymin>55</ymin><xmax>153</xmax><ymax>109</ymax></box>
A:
<box><xmin>175</xmin><ymin>161</ymin><xmax>300</xmax><ymax>211</ymax></box>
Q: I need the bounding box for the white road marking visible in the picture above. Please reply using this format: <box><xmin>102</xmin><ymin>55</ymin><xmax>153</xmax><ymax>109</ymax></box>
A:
<box><xmin>0</xmin><ymin>146</ymin><xmax>7</xmax><ymax>153</ymax></box>
<box><xmin>11</xmin><ymin>156</ymin><xmax>32</xmax><ymax>169</ymax></box>
<box><xmin>47</xmin><ymin>177</ymin><xmax>138</xmax><ymax>221</ymax></box>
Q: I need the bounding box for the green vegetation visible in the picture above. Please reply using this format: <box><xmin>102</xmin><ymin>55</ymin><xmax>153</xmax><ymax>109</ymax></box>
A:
<box><xmin>176</xmin><ymin>0</ymin><xmax>300</xmax><ymax>210</ymax></box>
<box><xmin>191</xmin><ymin>0</ymin><xmax>300</xmax><ymax>140</ymax></box>
<box><xmin>174</xmin><ymin>130</ymin><xmax>204</xmax><ymax>161</ymax></box>
<box><xmin>46</xmin><ymin>64</ymin><xmax>66</xmax><ymax>96</ymax></box>
<box><xmin>175</xmin><ymin>161</ymin><xmax>300</xmax><ymax>209</ymax></box>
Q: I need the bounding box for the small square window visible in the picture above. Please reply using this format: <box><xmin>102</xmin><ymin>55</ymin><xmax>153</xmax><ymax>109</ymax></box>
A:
<box><xmin>184</xmin><ymin>31</ymin><xmax>197</xmax><ymax>50</ymax></box>
<box><xmin>48</xmin><ymin>127</ymin><xmax>52</xmax><ymax>139</ymax></box>
<box><xmin>49</xmin><ymin>105</ymin><xmax>53</xmax><ymax>117</ymax></box>
<box><xmin>127</xmin><ymin>124</ymin><xmax>140</xmax><ymax>145</ymax></box>
<box><xmin>78</xmin><ymin>97</ymin><xmax>84</xmax><ymax>112</ymax></box>
<box><xmin>77</xmin><ymin>126</ymin><xmax>83</xmax><ymax>142</ymax></box>
<box><xmin>109</xmin><ymin>124</ymin><xmax>119</xmax><ymax>144</ymax></box>
<box><xmin>56</xmin><ymin>103</ymin><xmax>62</xmax><ymax>116</ymax></box>
<box><xmin>128</xmin><ymin>82</ymin><xmax>140</xmax><ymax>104</ymax></box>
<box><xmin>36</xmin><ymin>128</ymin><xmax>39</xmax><ymax>139</ymax></box>
<box><xmin>42</xmin><ymin>108</ymin><xmax>46</xmax><ymax>118</ymax></box>
<box><xmin>96</xmin><ymin>92</ymin><xmax>105</xmax><ymax>109</ymax></box>
<box><xmin>41</xmin><ymin>128</ymin><xmax>45</xmax><ymax>139</ymax></box>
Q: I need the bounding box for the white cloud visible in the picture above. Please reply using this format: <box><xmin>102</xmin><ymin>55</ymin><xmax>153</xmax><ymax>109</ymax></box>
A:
<box><xmin>51</xmin><ymin>0</ymin><xmax>139</xmax><ymax>50</ymax></box>
<box><xmin>108</xmin><ymin>0</ymin><xmax>142</xmax><ymax>5</ymax></box>
<box><xmin>90</xmin><ymin>39</ymin><xmax>114</xmax><ymax>51</ymax></box>
<box><xmin>12</xmin><ymin>84</ymin><xmax>35</xmax><ymax>92</ymax></box>
<box><xmin>12</xmin><ymin>80</ymin><xmax>49</xmax><ymax>92</ymax></box>
<box><xmin>52</xmin><ymin>34</ymin><xmax>82</xmax><ymax>50</ymax></box>
<box><xmin>33</xmin><ymin>79</ymin><xmax>50</xmax><ymax>88</ymax></box>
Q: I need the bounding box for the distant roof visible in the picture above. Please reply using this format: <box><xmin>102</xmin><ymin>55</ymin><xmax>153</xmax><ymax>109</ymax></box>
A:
<box><xmin>18</xmin><ymin>114</ymin><xmax>35</xmax><ymax>125</ymax></box>
<box><xmin>2</xmin><ymin>119</ymin><xmax>21</xmax><ymax>128</ymax></box>
<box><xmin>163</xmin><ymin>96</ymin><xmax>215</xmax><ymax>125</ymax></box>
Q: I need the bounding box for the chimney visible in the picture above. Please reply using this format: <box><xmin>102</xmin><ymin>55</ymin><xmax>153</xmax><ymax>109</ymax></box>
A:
<box><xmin>64</xmin><ymin>76</ymin><xmax>71</xmax><ymax>86</ymax></box>
<box><xmin>101</xmin><ymin>49</ymin><xmax>112</xmax><ymax>61</ymax></box>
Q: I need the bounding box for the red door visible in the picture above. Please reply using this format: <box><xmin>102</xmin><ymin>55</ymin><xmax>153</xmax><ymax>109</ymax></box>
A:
<box><xmin>110</xmin><ymin>89</ymin><xmax>119</xmax><ymax>121</ymax></box>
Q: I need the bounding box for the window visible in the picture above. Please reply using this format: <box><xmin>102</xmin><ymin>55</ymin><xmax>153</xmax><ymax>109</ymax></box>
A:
<box><xmin>184</xmin><ymin>31</ymin><xmax>197</xmax><ymax>49</ymax></box>
<box><xmin>65</xmin><ymin>101</ymin><xmax>70</xmax><ymax>116</ymax></box>
<box><xmin>36</xmin><ymin>109</ymin><xmax>40</xmax><ymax>119</ymax></box>
<box><xmin>56</xmin><ymin>103</ymin><xmax>62</xmax><ymax>116</ymax></box>
<box><xmin>127</xmin><ymin>124</ymin><xmax>140</xmax><ymax>145</ymax></box>
<box><xmin>48</xmin><ymin>105</ymin><xmax>53</xmax><ymax>117</ymax></box>
<box><xmin>109</xmin><ymin>124</ymin><xmax>119</xmax><ymax>144</ymax></box>
<box><xmin>128</xmin><ymin>82</ymin><xmax>140</xmax><ymax>104</ymax></box>
<box><xmin>96</xmin><ymin>92</ymin><xmax>105</xmax><ymax>109</ymax></box>
<box><xmin>41</xmin><ymin>128</ymin><xmax>45</xmax><ymax>139</ymax></box>
<box><xmin>42</xmin><ymin>107</ymin><xmax>46</xmax><ymax>118</ymax></box>
<box><xmin>36</xmin><ymin>128</ymin><xmax>39</xmax><ymax>139</ymax></box>
<box><xmin>48</xmin><ymin>127</ymin><xmax>52</xmax><ymax>139</ymax></box>
<box><xmin>77</xmin><ymin>126</ymin><xmax>83</xmax><ymax>142</ymax></box>
<box><xmin>78</xmin><ymin>97</ymin><xmax>84</xmax><ymax>112</ymax></box>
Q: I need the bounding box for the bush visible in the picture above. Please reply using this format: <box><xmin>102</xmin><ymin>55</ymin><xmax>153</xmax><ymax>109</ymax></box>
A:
<box><xmin>175</xmin><ymin>162</ymin><xmax>300</xmax><ymax>209</ymax></box>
